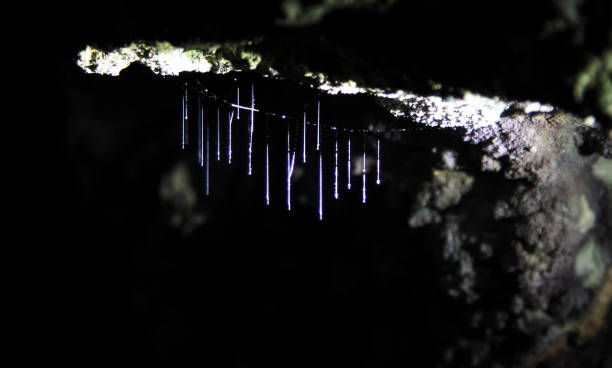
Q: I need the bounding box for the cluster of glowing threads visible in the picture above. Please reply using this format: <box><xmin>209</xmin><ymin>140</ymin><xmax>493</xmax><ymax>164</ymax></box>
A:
<box><xmin>174</xmin><ymin>75</ymin><xmax>561</xmax><ymax>220</ymax></box>
<box><xmin>186</xmin><ymin>83</ymin><xmax>386</xmax><ymax>220</ymax></box>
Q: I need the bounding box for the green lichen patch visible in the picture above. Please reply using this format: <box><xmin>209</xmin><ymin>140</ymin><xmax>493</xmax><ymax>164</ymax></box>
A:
<box><xmin>577</xmin><ymin>195</ymin><xmax>595</xmax><ymax>234</ymax></box>
<box><xmin>574</xmin><ymin>49</ymin><xmax>612</xmax><ymax>119</ymax></box>
<box><xmin>240</xmin><ymin>51</ymin><xmax>262</xmax><ymax>70</ymax></box>
<box><xmin>592</xmin><ymin>157</ymin><xmax>612</xmax><ymax>188</ymax></box>
<box><xmin>575</xmin><ymin>238</ymin><xmax>605</xmax><ymax>288</ymax></box>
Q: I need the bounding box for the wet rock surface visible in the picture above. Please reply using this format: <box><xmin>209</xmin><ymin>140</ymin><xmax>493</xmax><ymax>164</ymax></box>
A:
<box><xmin>55</xmin><ymin>1</ymin><xmax>611</xmax><ymax>367</ymax></box>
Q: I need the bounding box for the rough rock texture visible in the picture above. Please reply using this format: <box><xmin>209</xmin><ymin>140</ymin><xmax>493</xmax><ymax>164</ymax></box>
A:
<box><xmin>403</xmin><ymin>111</ymin><xmax>611</xmax><ymax>367</ymax></box>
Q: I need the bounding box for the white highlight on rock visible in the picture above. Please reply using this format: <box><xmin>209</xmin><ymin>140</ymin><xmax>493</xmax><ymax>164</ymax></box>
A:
<box><xmin>77</xmin><ymin>42</ymin><xmax>262</xmax><ymax>76</ymax></box>
<box><xmin>305</xmin><ymin>72</ymin><xmax>516</xmax><ymax>133</ymax></box>
<box><xmin>523</xmin><ymin>102</ymin><xmax>554</xmax><ymax>114</ymax></box>
<box><xmin>583</xmin><ymin>116</ymin><xmax>596</xmax><ymax>126</ymax></box>
<box><xmin>320</xmin><ymin>80</ymin><xmax>367</xmax><ymax>95</ymax></box>
<box><xmin>373</xmin><ymin>89</ymin><xmax>509</xmax><ymax>131</ymax></box>
<box><xmin>305</xmin><ymin>72</ymin><xmax>367</xmax><ymax>95</ymax></box>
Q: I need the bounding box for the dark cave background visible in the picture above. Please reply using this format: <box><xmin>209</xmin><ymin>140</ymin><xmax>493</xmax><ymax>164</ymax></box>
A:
<box><xmin>44</xmin><ymin>0</ymin><xmax>611</xmax><ymax>366</ymax></box>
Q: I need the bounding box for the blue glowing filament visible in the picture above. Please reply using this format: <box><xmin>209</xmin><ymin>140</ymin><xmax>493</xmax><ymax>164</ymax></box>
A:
<box><xmin>376</xmin><ymin>138</ymin><xmax>381</xmax><ymax>185</ymax></box>
<box><xmin>334</xmin><ymin>138</ymin><xmax>339</xmax><ymax>199</ymax></box>
<box><xmin>181</xmin><ymin>83</ymin><xmax>188</xmax><ymax>149</ymax></box>
<box><xmin>228</xmin><ymin>111</ymin><xmax>234</xmax><ymax>164</ymax></box>
<box><xmin>362</xmin><ymin>134</ymin><xmax>367</xmax><ymax>204</ymax></box>
<box><xmin>347</xmin><ymin>135</ymin><xmax>352</xmax><ymax>190</ymax></box>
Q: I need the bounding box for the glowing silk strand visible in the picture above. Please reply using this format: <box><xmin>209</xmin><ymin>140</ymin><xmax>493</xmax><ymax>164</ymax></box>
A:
<box><xmin>287</xmin><ymin>153</ymin><xmax>296</xmax><ymax>211</ymax></box>
<box><xmin>316</xmin><ymin>100</ymin><xmax>320</xmax><ymax>151</ymax></box>
<box><xmin>228</xmin><ymin>111</ymin><xmax>234</xmax><ymax>164</ymax></box>
<box><xmin>376</xmin><ymin>138</ymin><xmax>381</xmax><ymax>185</ymax></box>
<box><xmin>236</xmin><ymin>86</ymin><xmax>240</xmax><ymax>119</ymax></box>
<box><xmin>216</xmin><ymin>107</ymin><xmax>220</xmax><ymax>161</ymax></box>
<box><xmin>302</xmin><ymin>112</ymin><xmax>307</xmax><ymax>163</ymax></box>
<box><xmin>287</xmin><ymin>121</ymin><xmax>296</xmax><ymax>211</ymax></box>
<box><xmin>248</xmin><ymin>84</ymin><xmax>255</xmax><ymax>176</ymax></box>
<box><xmin>205</xmin><ymin>112</ymin><xmax>210</xmax><ymax>196</ymax></box>
<box><xmin>334</xmin><ymin>138</ymin><xmax>339</xmax><ymax>199</ymax></box>
<box><xmin>197</xmin><ymin>95</ymin><xmax>203</xmax><ymax>166</ymax></box>
<box><xmin>347</xmin><ymin>135</ymin><xmax>352</xmax><ymax>190</ymax></box>
<box><xmin>362</xmin><ymin>134</ymin><xmax>367</xmax><ymax>204</ymax></box>
<box><xmin>266</xmin><ymin>141</ymin><xmax>270</xmax><ymax>206</ymax></box>
<box><xmin>229</xmin><ymin>101</ymin><xmax>259</xmax><ymax>169</ymax></box>
<box><xmin>181</xmin><ymin>83</ymin><xmax>188</xmax><ymax>149</ymax></box>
